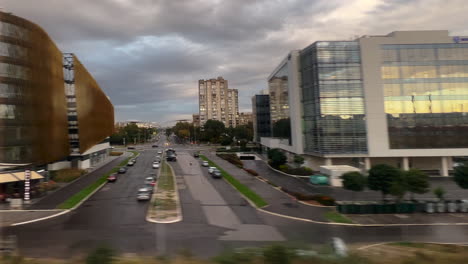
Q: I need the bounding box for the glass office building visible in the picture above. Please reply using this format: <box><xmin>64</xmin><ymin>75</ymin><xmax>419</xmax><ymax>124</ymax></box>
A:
<box><xmin>300</xmin><ymin>41</ymin><xmax>368</xmax><ymax>155</ymax></box>
<box><xmin>381</xmin><ymin>44</ymin><xmax>468</xmax><ymax>149</ymax></box>
<box><xmin>252</xmin><ymin>94</ymin><xmax>271</xmax><ymax>142</ymax></box>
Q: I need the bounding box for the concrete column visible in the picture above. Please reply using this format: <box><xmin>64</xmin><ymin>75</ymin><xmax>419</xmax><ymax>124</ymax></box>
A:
<box><xmin>364</xmin><ymin>157</ymin><xmax>371</xmax><ymax>170</ymax></box>
<box><xmin>325</xmin><ymin>158</ymin><xmax>332</xmax><ymax>166</ymax></box>
<box><xmin>402</xmin><ymin>157</ymin><xmax>409</xmax><ymax>171</ymax></box>
<box><xmin>441</xmin><ymin>157</ymin><xmax>449</xmax><ymax>177</ymax></box>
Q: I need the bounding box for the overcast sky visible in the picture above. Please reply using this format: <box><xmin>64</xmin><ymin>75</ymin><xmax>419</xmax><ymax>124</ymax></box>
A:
<box><xmin>4</xmin><ymin>0</ymin><xmax>468</xmax><ymax>125</ymax></box>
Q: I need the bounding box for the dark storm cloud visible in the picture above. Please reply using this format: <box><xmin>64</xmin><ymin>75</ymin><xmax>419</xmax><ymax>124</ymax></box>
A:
<box><xmin>4</xmin><ymin>0</ymin><xmax>468</xmax><ymax>123</ymax></box>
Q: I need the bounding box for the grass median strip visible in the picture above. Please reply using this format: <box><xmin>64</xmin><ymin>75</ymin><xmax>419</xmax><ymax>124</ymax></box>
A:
<box><xmin>324</xmin><ymin>211</ymin><xmax>353</xmax><ymax>224</ymax></box>
<box><xmin>200</xmin><ymin>154</ymin><xmax>268</xmax><ymax>208</ymax></box>
<box><xmin>57</xmin><ymin>152</ymin><xmax>138</xmax><ymax>209</ymax></box>
<box><xmin>148</xmin><ymin>161</ymin><xmax>180</xmax><ymax>221</ymax></box>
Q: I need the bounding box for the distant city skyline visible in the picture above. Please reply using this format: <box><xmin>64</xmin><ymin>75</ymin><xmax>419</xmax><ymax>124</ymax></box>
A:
<box><xmin>5</xmin><ymin>0</ymin><xmax>468</xmax><ymax>123</ymax></box>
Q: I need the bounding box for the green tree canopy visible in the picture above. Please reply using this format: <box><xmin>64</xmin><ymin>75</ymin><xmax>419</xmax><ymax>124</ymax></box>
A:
<box><xmin>368</xmin><ymin>164</ymin><xmax>403</xmax><ymax>200</ymax></box>
<box><xmin>341</xmin><ymin>172</ymin><xmax>366</xmax><ymax>192</ymax></box>
<box><xmin>272</xmin><ymin>118</ymin><xmax>291</xmax><ymax>140</ymax></box>
<box><xmin>202</xmin><ymin>119</ymin><xmax>226</xmax><ymax>143</ymax></box>
<box><xmin>268</xmin><ymin>148</ymin><xmax>287</xmax><ymax>168</ymax></box>
<box><xmin>405</xmin><ymin>169</ymin><xmax>430</xmax><ymax>199</ymax></box>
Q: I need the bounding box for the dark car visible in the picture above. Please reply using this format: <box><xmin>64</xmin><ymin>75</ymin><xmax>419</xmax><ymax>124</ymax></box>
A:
<box><xmin>107</xmin><ymin>173</ymin><xmax>118</xmax><ymax>182</ymax></box>
<box><xmin>166</xmin><ymin>155</ymin><xmax>177</xmax><ymax>161</ymax></box>
<box><xmin>193</xmin><ymin>152</ymin><xmax>200</xmax><ymax>158</ymax></box>
<box><xmin>212</xmin><ymin>169</ymin><xmax>222</xmax><ymax>179</ymax></box>
<box><xmin>152</xmin><ymin>145</ymin><xmax>158</xmax><ymax>148</ymax></box>
<box><xmin>127</xmin><ymin>146</ymin><xmax>135</xmax><ymax>149</ymax></box>
<box><xmin>118</xmin><ymin>167</ymin><xmax>127</xmax><ymax>174</ymax></box>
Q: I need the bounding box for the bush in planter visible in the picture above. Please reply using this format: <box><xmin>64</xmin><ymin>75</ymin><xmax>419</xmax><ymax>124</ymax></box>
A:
<box><xmin>311</xmin><ymin>195</ymin><xmax>336</xmax><ymax>206</ymax></box>
<box><xmin>244</xmin><ymin>168</ymin><xmax>259</xmax><ymax>176</ymax></box>
<box><xmin>217</xmin><ymin>153</ymin><xmax>244</xmax><ymax>168</ymax></box>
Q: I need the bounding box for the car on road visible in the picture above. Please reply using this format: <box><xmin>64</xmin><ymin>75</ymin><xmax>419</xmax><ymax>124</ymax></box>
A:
<box><xmin>144</xmin><ymin>176</ymin><xmax>156</xmax><ymax>186</ymax></box>
<box><xmin>166</xmin><ymin>154</ymin><xmax>177</xmax><ymax>161</ymax></box>
<box><xmin>212</xmin><ymin>169</ymin><xmax>222</xmax><ymax>179</ymax></box>
<box><xmin>131</xmin><ymin>158</ymin><xmax>137</xmax><ymax>163</ymax></box>
<box><xmin>127</xmin><ymin>161</ymin><xmax>134</xmax><ymax>166</ymax></box>
<box><xmin>107</xmin><ymin>173</ymin><xmax>118</xmax><ymax>182</ymax></box>
<box><xmin>155</xmin><ymin>155</ymin><xmax>161</xmax><ymax>159</ymax></box>
<box><xmin>157</xmin><ymin>151</ymin><xmax>162</xmax><ymax>154</ymax></box>
<box><xmin>118</xmin><ymin>167</ymin><xmax>127</xmax><ymax>174</ymax></box>
<box><xmin>202</xmin><ymin>161</ymin><xmax>209</xmax><ymax>167</ymax></box>
<box><xmin>152</xmin><ymin>163</ymin><xmax>160</xmax><ymax>169</ymax></box>
<box><xmin>152</xmin><ymin>145</ymin><xmax>158</xmax><ymax>148</ymax></box>
<box><xmin>141</xmin><ymin>184</ymin><xmax>154</xmax><ymax>192</ymax></box>
<box><xmin>208</xmin><ymin>166</ymin><xmax>217</xmax><ymax>174</ymax></box>
<box><xmin>128</xmin><ymin>146</ymin><xmax>135</xmax><ymax>150</ymax></box>
<box><xmin>136</xmin><ymin>188</ymin><xmax>151</xmax><ymax>201</ymax></box>
<box><xmin>193</xmin><ymin>152</ymin><xmax>200</xmax><ymax>158</ymax></box>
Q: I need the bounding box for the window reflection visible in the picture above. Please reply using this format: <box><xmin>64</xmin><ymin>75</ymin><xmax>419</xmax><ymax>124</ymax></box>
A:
<box><xmin>381</xmin><ymin>44</ymin><xmax>468</xmax><ymax>148</ymax></box>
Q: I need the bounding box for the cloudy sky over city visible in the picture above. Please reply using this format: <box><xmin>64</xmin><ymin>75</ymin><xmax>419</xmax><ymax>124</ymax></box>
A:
<box><xmin>4</xmin><ymin>0</ymin><xmax>468</xmax><ymax>124</ymax></box>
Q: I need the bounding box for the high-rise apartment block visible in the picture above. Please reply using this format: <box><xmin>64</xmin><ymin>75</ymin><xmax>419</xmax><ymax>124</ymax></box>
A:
<box><xmin>198</xmin><ymin>77</ymin><xmax>239</xmax><ymax>127</ymax></box>
<box><xmin>237</xmin><ymin>112</ymin><xmax>253</xmax><ymax>126</ymax></box>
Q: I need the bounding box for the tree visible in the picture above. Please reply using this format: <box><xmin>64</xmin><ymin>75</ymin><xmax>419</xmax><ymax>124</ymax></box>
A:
<box><xmin>368</xmin><ymin>164</ymin><xmax>402</xmax><ymax>201</ymax></box>
<box><xmin>269</xmin><ymin>149</ymin><xmax>287</xmax><ymax>168</ymax></box>
<box><xmin>341</xmin><ymin>172</ymin><xmax>366</xmax><ymax>192</ymax></box>
<box><xmin>454</xmin><ymin>165</ymin><xmax>468</xmax><ymax>189</ymax></box>
<box><xmin>404</xmin><ymin>169</ymin><xmax>430</xmax><ymax>200</ymax></box>
<box><xmin>433</xmin><ymin>186</ymin><xmax>446</xmax><ymax>201</ymax></box>
<box><xmin>293</xmin><ymin>155</ymin><xmax>304</xmax><ymax>167</ymax></box>
<box><xmin>389</xmin><ymin>175</ymin><xmax>407</xmax><ymax>202</ymax></box>
<box><xmin>202</xmin><ymin>120</ymin><xmax>226</xmax><ymax>143</ymax></box>
<box><xmin>165</xmin><ymin>128</ymin><xmax>172</xmax><ymax>137</ymax></box>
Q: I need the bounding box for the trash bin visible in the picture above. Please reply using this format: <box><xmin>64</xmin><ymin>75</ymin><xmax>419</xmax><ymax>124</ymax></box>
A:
<box><xmin>407</xmin><ymin>202</ymin><xmax>416</xmax><ymax>213</ymax></box>
<box><xmin>383</xmin><ymin>203</ymin><xmax>396</xmax><ymax>214</ymax></box>
<box><xmin>459</xmin><ymin>200</ymin><xmax>468</xmax><ymax>213</ymax></box>
<box><xmin>436</xmin><ymin>202</ymin><xmax>446</xmax><ymax>213</ymax></box>
<box><xmin>425</xmin><ymin>202</ymin><xmax>435</xmax><ymax>213</ymax></box>
<box><xmin>337</xmin><ymin>202</ymin><xmax>345</xmax><ymax>214</ymax></box>
<box><xmin>414</xmin><ymin>201</ymin><xmax>425</xmax><ymax>213</ymax></box>
<box><xmin>447</xmin><ymin>201</ymin><xmax>457</xmax><ymax>213</ymax></box>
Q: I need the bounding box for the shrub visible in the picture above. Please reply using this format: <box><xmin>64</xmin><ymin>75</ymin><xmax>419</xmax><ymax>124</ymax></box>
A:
<box><xmin>217</xmin><ymin>153</ymin><xmax>244</xmax><ymax>168</ymax></box>
<box><xmin>263</xmin><ymin>244</ymin><xmax>293</xmax><ymax>264</ymax></box>
<box><xmin>311</xmin><ymin>194</ymin><xmax>336</xmax><ymax>206</ymax></box>
<box><xmin>243</xmin><ymin>168</ymin><xmax>259</xmax><ymax>176</ymax></box>
<box><xmin>86</xmin><ymin>245</ymin><xmax>115</xmax><ymax>264</ymax></box>
<box><xmin>51</xmin><ymin>168</ymin><xmax>86</xmax><ymax>183</ymax></box>
<box><xmin>109</xmin><ymin>151</ymin><xmax>123</xmax><ymax>156</ymax></box>
<box><xmin>277</xmin><ymin>164</ymin><xmax>314</xmax><ymax>176</ymax></box>
<box><xmin>280</xmin><ymin>187</ymin><xmax>335</xmax><ymax>205</ymax></box>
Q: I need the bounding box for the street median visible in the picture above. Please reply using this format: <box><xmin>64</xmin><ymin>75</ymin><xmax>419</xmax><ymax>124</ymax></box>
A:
<box><xmin>200</xmin><ymin>154</ymin><xmax>268</xmax><ymax>208</ymax></box>
<box><xmin>146</xmin><ymin>161</ymin><xmax>182</xmax><ymax>223</ymax></box>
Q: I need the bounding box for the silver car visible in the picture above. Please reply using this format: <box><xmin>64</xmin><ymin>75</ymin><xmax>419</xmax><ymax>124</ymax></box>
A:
<box><xmin>208</xmin><ymin>166</ymin><xmax>217</xmax><ymax>174</ymax></box>
<box><xmin>202</xmin><ymin>161</ymin><xmax>209</xmax><ymax>167</ymax></box>
<box><xmin>137</xmin><ymin>188</ymin><xmax>151</xmax><ymax>201</ymax></box>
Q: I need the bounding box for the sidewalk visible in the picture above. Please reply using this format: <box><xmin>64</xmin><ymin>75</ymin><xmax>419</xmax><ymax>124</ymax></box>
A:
<box><xmin>0</xmin><ymin>210</ymin><xmax>62</xmax><ymax>227</ymax></box>
<box><xmin>28</xmin><ymin>153</ymin><xmax>129</xmax><ymax>210</ymax></box>
<box><xmin>245</xmin><ymin>160</ymin><xmax>468</xmax><ymax>201</ymax></box>
<box><xmin>204</xmin><ymin>152</ymin><xmax>330</xmax><ymax>222</ymax></box>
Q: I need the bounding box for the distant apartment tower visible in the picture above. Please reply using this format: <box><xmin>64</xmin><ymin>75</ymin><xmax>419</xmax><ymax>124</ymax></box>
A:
<box><xmin>192</xmin><ymin>114</ymin><xmax>200</xmax><ymax>127</ymax></box>
<box><xmin>269</xmin><ymin>74</ymin><xmax>290</xmax><ymax>124</ymax></box>
<box><xmin>198</xmin><ymin>77</ymin><xmax>239</xmax><ymax>127</ymax></box>
<box><xmin>238</xmin><ymin>112</ymin><xmax>253</xmax><ymax>126</ymax></box>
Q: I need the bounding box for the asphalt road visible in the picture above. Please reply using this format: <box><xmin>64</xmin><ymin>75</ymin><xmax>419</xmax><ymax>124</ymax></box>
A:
<box><xmin>4</xmin><ymin>138</ymin><xmax>468</xmax><ymax>259</ymax></box>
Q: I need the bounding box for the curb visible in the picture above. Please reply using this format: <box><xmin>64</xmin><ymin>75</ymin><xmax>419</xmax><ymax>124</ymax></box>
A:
<box><xmin>146</xmin><ymin>158</ymin><xmax>183</xmax><ymax>224</ymax></box>
<box><xmin>356</xmin><ymin>241</ymin><xmax>468</xmax><ymax>251</ymax></box>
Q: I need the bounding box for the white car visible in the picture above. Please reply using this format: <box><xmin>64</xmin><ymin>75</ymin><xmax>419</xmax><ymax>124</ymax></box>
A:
<box><xmin>157</xmin><ymin>151</ymin><xmax>162</xmax><ymax>154</ymax></box>
<box><xmin>202</xmin><ymin>161</ymin><xmax>209</xmax><ymax>167</ymax></box>
<box><xmin>152</xmin><ymin>163</ymin><xmax>160</xmax><ymax>169</ymax></box>
<box><xmin>137</xmin><ymin>188</ymin><xmax>151</xmax><ymax>201</ymax></box>
<box><xmin>208</xmin><ymin>166</ymin><xmax>217</xmax><ymax>174</ymax></box>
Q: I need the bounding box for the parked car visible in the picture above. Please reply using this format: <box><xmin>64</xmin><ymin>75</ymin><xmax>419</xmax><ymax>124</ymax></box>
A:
<box><xmin>157</xmin><ymin>151</ymin><xmax>163</xmax><ymax>154</ymax></box>
<box><xmin>212</xmin><ymin>169</ymin><xmax>222</xmax><ymax>179</ymax></box>
<box><xmin>208</xmin><ymin>166</ymin><xmax>217</xmax><ymax>174</ymax></box>
<box><xmin>152</xmin><ymin>163</ymin><xmax>160</xmax><ymax>169</ymax></box>
<box><xmin>155</xmin><ymin>155</ymin><xmax>161</xmax><ymax>159</ymax></box>
<box><xmin>136</xmin><ymin>188</ymin><xmax>151</xmax><ymax>201</ymax></box>
<box><xmin>141</xmin><ymin>184</ymin><xmax>154</xmax><ymax>192</ymax></box>
<box><xmin>118</xmin><ymin>167</ymin><xmax>127</xmax><ymax>174</ymax></box>
<box><xmin>127</xmin><ymin>161</ymin><xmax>134</xmax><ymax>166</ymax></box>
<box><xmin>107</xmin><ymin>173</ymin><xmax>118</xmax><ymax>182</ymax></box>
<box><xmin>202</xmin><ymin>161</ymin><xmax>209</xmax><ymax>167</ymax></box>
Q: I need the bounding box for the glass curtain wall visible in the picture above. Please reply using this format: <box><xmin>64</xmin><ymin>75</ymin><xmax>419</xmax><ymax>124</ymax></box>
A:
<box><xmin>382</xmin><ymin>44</ymin><xmax>468</xmax><ymax>148</ymax></box>
<box><xmin>301</xmin><ymin>41</ymin><xmax>368</xmax><ymax>154</ymax></box>
<box><xmin>268</xmin><ymin>64</ymin><xmax>291</xmax><ymax>143</ymax></box>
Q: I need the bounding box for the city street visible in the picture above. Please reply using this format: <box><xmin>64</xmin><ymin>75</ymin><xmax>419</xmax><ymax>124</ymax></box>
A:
<box><xmin>4</xmin><ymin>140</ymin><xmax>468</xmax><ymax>259</ymax></box>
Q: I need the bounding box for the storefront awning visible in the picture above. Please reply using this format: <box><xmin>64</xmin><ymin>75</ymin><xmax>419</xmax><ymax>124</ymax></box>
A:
<box><xmin>0</xmin><ymin>171</ymin><xmax>44</xmax><ymax>183</ymax></box>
